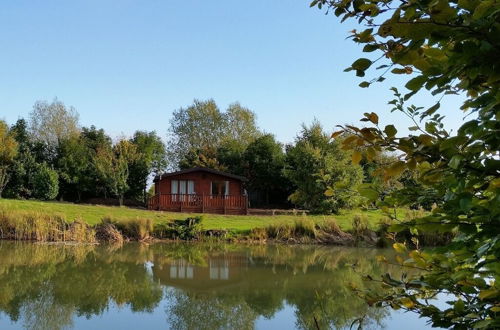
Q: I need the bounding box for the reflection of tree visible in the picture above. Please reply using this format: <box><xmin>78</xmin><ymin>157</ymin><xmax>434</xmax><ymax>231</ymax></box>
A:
<box><xmin>165</xmin><ymin>290</ymin><xmax>257</xmax><ymax>330</ymax></box>
<box><xmin>155</xmin><ymin>244</ymin><xmax>404</xmax><ymax>330</ymax></box>
<box><xmin>21</xmin><ymin>291</ymin><xmax>74</xmax><ymax>330</ymax></box>
<box><xmin>0</xmin><ymin>241</ymin><xmax>410</xmax><ymax>330</ymax></box>
<box><xmin>0</xmin><ymin>242</ymin><xmax>163</xmax><ymax>327</ymax></box>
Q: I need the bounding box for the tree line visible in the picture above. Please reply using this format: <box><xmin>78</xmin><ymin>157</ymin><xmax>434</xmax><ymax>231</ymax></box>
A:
<box><xmin>0</xmin><ymin>98</ymin><xmax>430</xmax><ymax>212</ymax></box>
<box><xmin>0</xmin><ymin>99</ymin><xmax>166</xmax><ymax>206</ymax></box>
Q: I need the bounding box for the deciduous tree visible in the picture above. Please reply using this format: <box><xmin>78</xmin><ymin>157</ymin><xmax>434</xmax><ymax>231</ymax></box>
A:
<box><xmin>29</xmin><ymin>99</ymin><xmax>80</xmax><ymax>147</ymax></box>
<box><xmin>128</xmin><ymin>131</ymin><xmax>167</xmax><ymax>204</ymax></box>
<box><xmin>94</xmin><ymin>140</ymin><xmax>137</xmax><ymax>206</ymax></box>
<box><xmin>243</xmin><ymin>134</ymin><xmax>291</xmax><ymax>207</ymax></box>
<box><xmin>284</xmin><ymin>122</ymin><xmax>363</xmax><ymax>213</ymax></box>
<box><xmin>168</xmin><ymin>99</ymin><xmax>260</xmax><ymax>169</ymax></box>
<box><xmin>0</xmin><ymin>120</ymin><xmax>18</xmax><ymax>198</ymax></box>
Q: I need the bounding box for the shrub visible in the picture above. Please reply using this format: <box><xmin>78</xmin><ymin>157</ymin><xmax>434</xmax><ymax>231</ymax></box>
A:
<box><xmin>170</xmin><ymin>216</ymin><xmax>203</xmax><ymax>240</ymax></box>
<box><xmin>32</xmin><ymin>163</ymin><xmax>59</xmax><ymax>200</ymax></box>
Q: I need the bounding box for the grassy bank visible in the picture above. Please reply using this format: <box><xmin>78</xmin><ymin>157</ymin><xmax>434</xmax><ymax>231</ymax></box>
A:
<box><xmin>0</xmin><ymin>199</ymin><xmax>393</xmax><ymax>233</ymax></box>
<box><xmin>0</xmin><ymin>199</ymin><xmax>450</xmax><ymax>246</ymax></box>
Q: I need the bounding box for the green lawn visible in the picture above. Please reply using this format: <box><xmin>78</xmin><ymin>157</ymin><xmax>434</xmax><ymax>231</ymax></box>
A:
<box><xmin>0</xmin><ymin>199</ymin><xmax>393</xmax><ymax>233</ymax></box>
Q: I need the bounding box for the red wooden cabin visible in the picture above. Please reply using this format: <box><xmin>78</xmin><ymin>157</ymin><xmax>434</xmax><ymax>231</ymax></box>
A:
<box><xmin>148</xmin><ymin>167</ymin><xmax>248</xmax><ymax>215</ymax></box>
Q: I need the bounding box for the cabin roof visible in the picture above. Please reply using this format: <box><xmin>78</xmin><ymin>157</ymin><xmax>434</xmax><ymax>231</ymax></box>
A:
<box><xmin>154</xmin><ymin>167</ymin><xmax>247</xmax><ymax>182</ymax></box>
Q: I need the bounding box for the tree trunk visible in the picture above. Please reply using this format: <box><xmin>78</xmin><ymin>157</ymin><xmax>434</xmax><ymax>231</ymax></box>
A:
<box><xmin>119</xmin><ymin>195</ymin><xmax>124</xmax><ymax>206</ymax></box>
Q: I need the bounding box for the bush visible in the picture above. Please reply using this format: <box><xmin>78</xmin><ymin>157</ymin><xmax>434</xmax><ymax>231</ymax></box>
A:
<box><xmin>170</xmin><ymin>216</ymin><xmax>203</xmax><ymax>240</ymax></box>
<box><xmin>32</xmin><ymin>163</ymin><xmax>59</xmax><ymax>200</ymax></box>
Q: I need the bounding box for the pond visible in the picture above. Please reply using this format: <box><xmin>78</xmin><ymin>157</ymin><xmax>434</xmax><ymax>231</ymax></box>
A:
<box><xmin>0</xmin><ymin>241</ymin><xmax>432</xmax><ymax>330</ymax></box>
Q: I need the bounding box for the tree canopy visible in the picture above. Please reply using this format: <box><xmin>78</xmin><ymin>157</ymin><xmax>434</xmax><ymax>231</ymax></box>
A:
<box><xmin>29</xmin><ymin>99</ymin><xmax>80</xmax><ymax>147</ymax></box>
<box><xmin>284</xmin><ymin>122</ymin><xmax>363</xmax><ymax>214</ymax></box>
<box><xmin>311</xmin><ymin>0</ymin><xmax>500</xmax><ymax>327</ymax></box>
<box><xmin>167</xmin><ymin>99</ymin><xmax>261</xmax><ymax>169</ymax></box>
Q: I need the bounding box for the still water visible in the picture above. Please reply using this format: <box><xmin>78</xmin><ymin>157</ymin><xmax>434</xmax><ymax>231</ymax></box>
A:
<box><xmin>0</xmin><ymin>242</ymin><xmax>431</xmax><ymax>330</ymax></box>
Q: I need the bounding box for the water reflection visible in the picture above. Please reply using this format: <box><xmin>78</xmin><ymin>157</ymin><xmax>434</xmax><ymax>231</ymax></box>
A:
<box><xmin>0</xmin><ymin>242</ymin><xmax>420</xmax><ymax>329</ymax></box>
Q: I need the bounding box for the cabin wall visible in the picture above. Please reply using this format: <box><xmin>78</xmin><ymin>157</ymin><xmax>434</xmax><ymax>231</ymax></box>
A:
<box><xmin>155</xmin><ymin>172</ymin><xmax>243</xmax><ymax>196</ymax></box>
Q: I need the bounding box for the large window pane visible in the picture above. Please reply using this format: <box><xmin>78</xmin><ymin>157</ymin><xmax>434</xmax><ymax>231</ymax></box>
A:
<box><xmin>187</xmin><ymin>180</ymin><xmax>195</xmax><ymax>194</ymax></box>
<box><xmin>211</xmin><ymin>181</ymin><xmax>226</xmax><ymax>196</ymax></box>
<box><xmin>171</xmin><ymin>180</ymin><xmax>178</xmax><ymax>194</ymax></box>
<box><xmin>179</xmin><ymin>180</ymin><xmax>187</xmax><ymax>194</ymax></box>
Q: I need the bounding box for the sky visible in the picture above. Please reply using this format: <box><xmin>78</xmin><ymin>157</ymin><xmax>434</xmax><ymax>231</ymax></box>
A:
<box><xmin>0</xmin><ymin>0</ymin><xmax>466</xmax><ymax>144</ymax></box>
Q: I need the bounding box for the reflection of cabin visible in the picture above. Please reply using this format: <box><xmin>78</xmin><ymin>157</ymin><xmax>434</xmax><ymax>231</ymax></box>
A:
<box><xmin>148</xmin><ymin>167</ymin><xmax>248</xmax><ymax>214</ymax></box>
<box><xmin>152</xmin><ymin>254</ymin><xmax>249</xmax><ymax>291</ymax></box>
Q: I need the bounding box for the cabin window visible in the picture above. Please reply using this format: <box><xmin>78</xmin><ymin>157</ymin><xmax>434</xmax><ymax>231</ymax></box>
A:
<box><xmin>171</xmin><ymin>180</ymin><xmax>178</xmax><ymax>194</ymax></box>
<box><xmin>171</xmin><ymin>180</ymin><xmax>195</xmax><ymax>201</ymax></box>
<box><xmin>211</xmin><ymin>181</ymin><xmax>229</xmax><ymax>196</ymax></box>
<box><xmin>187</xmin><ymin>180</ymin><xmax>195</xmax><ymax>194</ymax></box>
<box><xmin>179</xmin><ymin>180</ymin><xmax>187</xmax><ymax>195</ymax></box>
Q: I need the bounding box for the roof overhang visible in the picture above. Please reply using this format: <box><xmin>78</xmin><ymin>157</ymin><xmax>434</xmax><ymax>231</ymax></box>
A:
<box><xmin>153</xmin><ymin>167</ymin><xmax>247</xmax><ymax>182</ymax></box>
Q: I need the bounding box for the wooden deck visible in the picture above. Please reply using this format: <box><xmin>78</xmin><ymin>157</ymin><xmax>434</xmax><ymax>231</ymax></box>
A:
<box><xmin>148</xmin><ymin>194</ymin><xmax>248</xmax><ymax>215</ymax></box>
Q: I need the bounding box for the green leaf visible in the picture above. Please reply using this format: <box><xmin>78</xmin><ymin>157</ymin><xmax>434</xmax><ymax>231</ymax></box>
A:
<box><xmin>459</xmin><ymin>195</ymin><xmax>472</xmax><ymax>211</ymax></box>
<box><xmin>454</xmin><ymin>299</ymin><xmax>465</xmax><ymax>313</ymax></box>
<box><xmin>391</xmin><ymin>68</ymin><xmax>408</xmax><ymax>74</ymax></box>
<box><xmin>357</xmin><ymin>184</ymin><xmax>379</xmax><ymax>201</ymax></box>
<box><xmin>359</xmin><ymin>81</ymin><xmax>371</xmax><ymax>88</ymax></box>
<box><xmin>351</xmin><ymin>58</ymin><xmax>372</xmax><ymax>71</ymax></box>
<box><xmin>472</xmin><ymin>0</ymin><xmax>493</xmax><ymax>19</ymax></box>
<box><xmin>363</xmin><ymin>44</ymin><xmax>379</xmax><ymax>52</ymax></box>
<box><xmin>473</xmin><ymin>319</ymin><xmax>493</xmax><ymax>329</ymax></box>
<box><xmin>405</xmin><ymin>75</ymin><xmax>427</xmax><ymax>92</ymax></box>
<box><xmin>449</xmin><ymin>155</ymin><xmax>463</xmax><ymax>169</ymax></box>
<box><xmin>384</xmin><ymin>125</ymin><xmax>397</xmax><ymax>137</ymax></box>
<box><xmin>422</xmin><ymin>103</ymin><xmax>440</xmax><ymax>117</ymax></box>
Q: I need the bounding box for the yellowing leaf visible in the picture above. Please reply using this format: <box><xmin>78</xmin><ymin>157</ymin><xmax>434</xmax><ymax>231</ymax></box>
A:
<box><xmin>331</xmin><ymin>131</ymin><xmax>343</xmax><ymax>139</ymax></box>
<box><xmin>364</xmin><ymin>112</ymin><xmax>379</xmax><ymax>124</ymax></box>
<box><xmin>393</xmin><ymin>242</ymin><xmax>407</xmax><ymax>253</ymax></box>
<box><xmin>401</xmin><ymin>297</ymin><xmax>415</xmax><ymax>308</ymax></box>
<box><xmin>385</xmin><ymin>161</ymin><xmax>406</xmax><ymax>178</ymax></box>
<box><xmin>478</xmin><ymin>289</ymin><xmax>499</xmax><ymax>300</ymax></box>
<box><xmin>352</xmin><ymin>151</ymin><xmax>362</xmax><ymax>165</ymax></box>
<box><xmin>366</xmin><ymin>147</ymin><xmax>376</xmax><ymax>161</ymax></box>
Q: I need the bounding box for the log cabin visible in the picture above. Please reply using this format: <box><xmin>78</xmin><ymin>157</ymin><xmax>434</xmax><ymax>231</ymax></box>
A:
<box><xmin>148</xmin><ymin>167</ymin><xmax>248</xmax><ymax>214</ymax></box>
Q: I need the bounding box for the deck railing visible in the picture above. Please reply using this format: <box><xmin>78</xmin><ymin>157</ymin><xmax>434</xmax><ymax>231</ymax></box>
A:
<box><xmin>148</xmin><ymin>194</ymin><xmax>248</xmax><ymax>214</ymax></box>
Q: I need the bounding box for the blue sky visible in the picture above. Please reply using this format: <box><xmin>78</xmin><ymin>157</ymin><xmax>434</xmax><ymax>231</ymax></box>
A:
<box><xmin>0</xmin><ymin>0</ymin><xmax>465</xmax><ymax>143</ymax></box>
